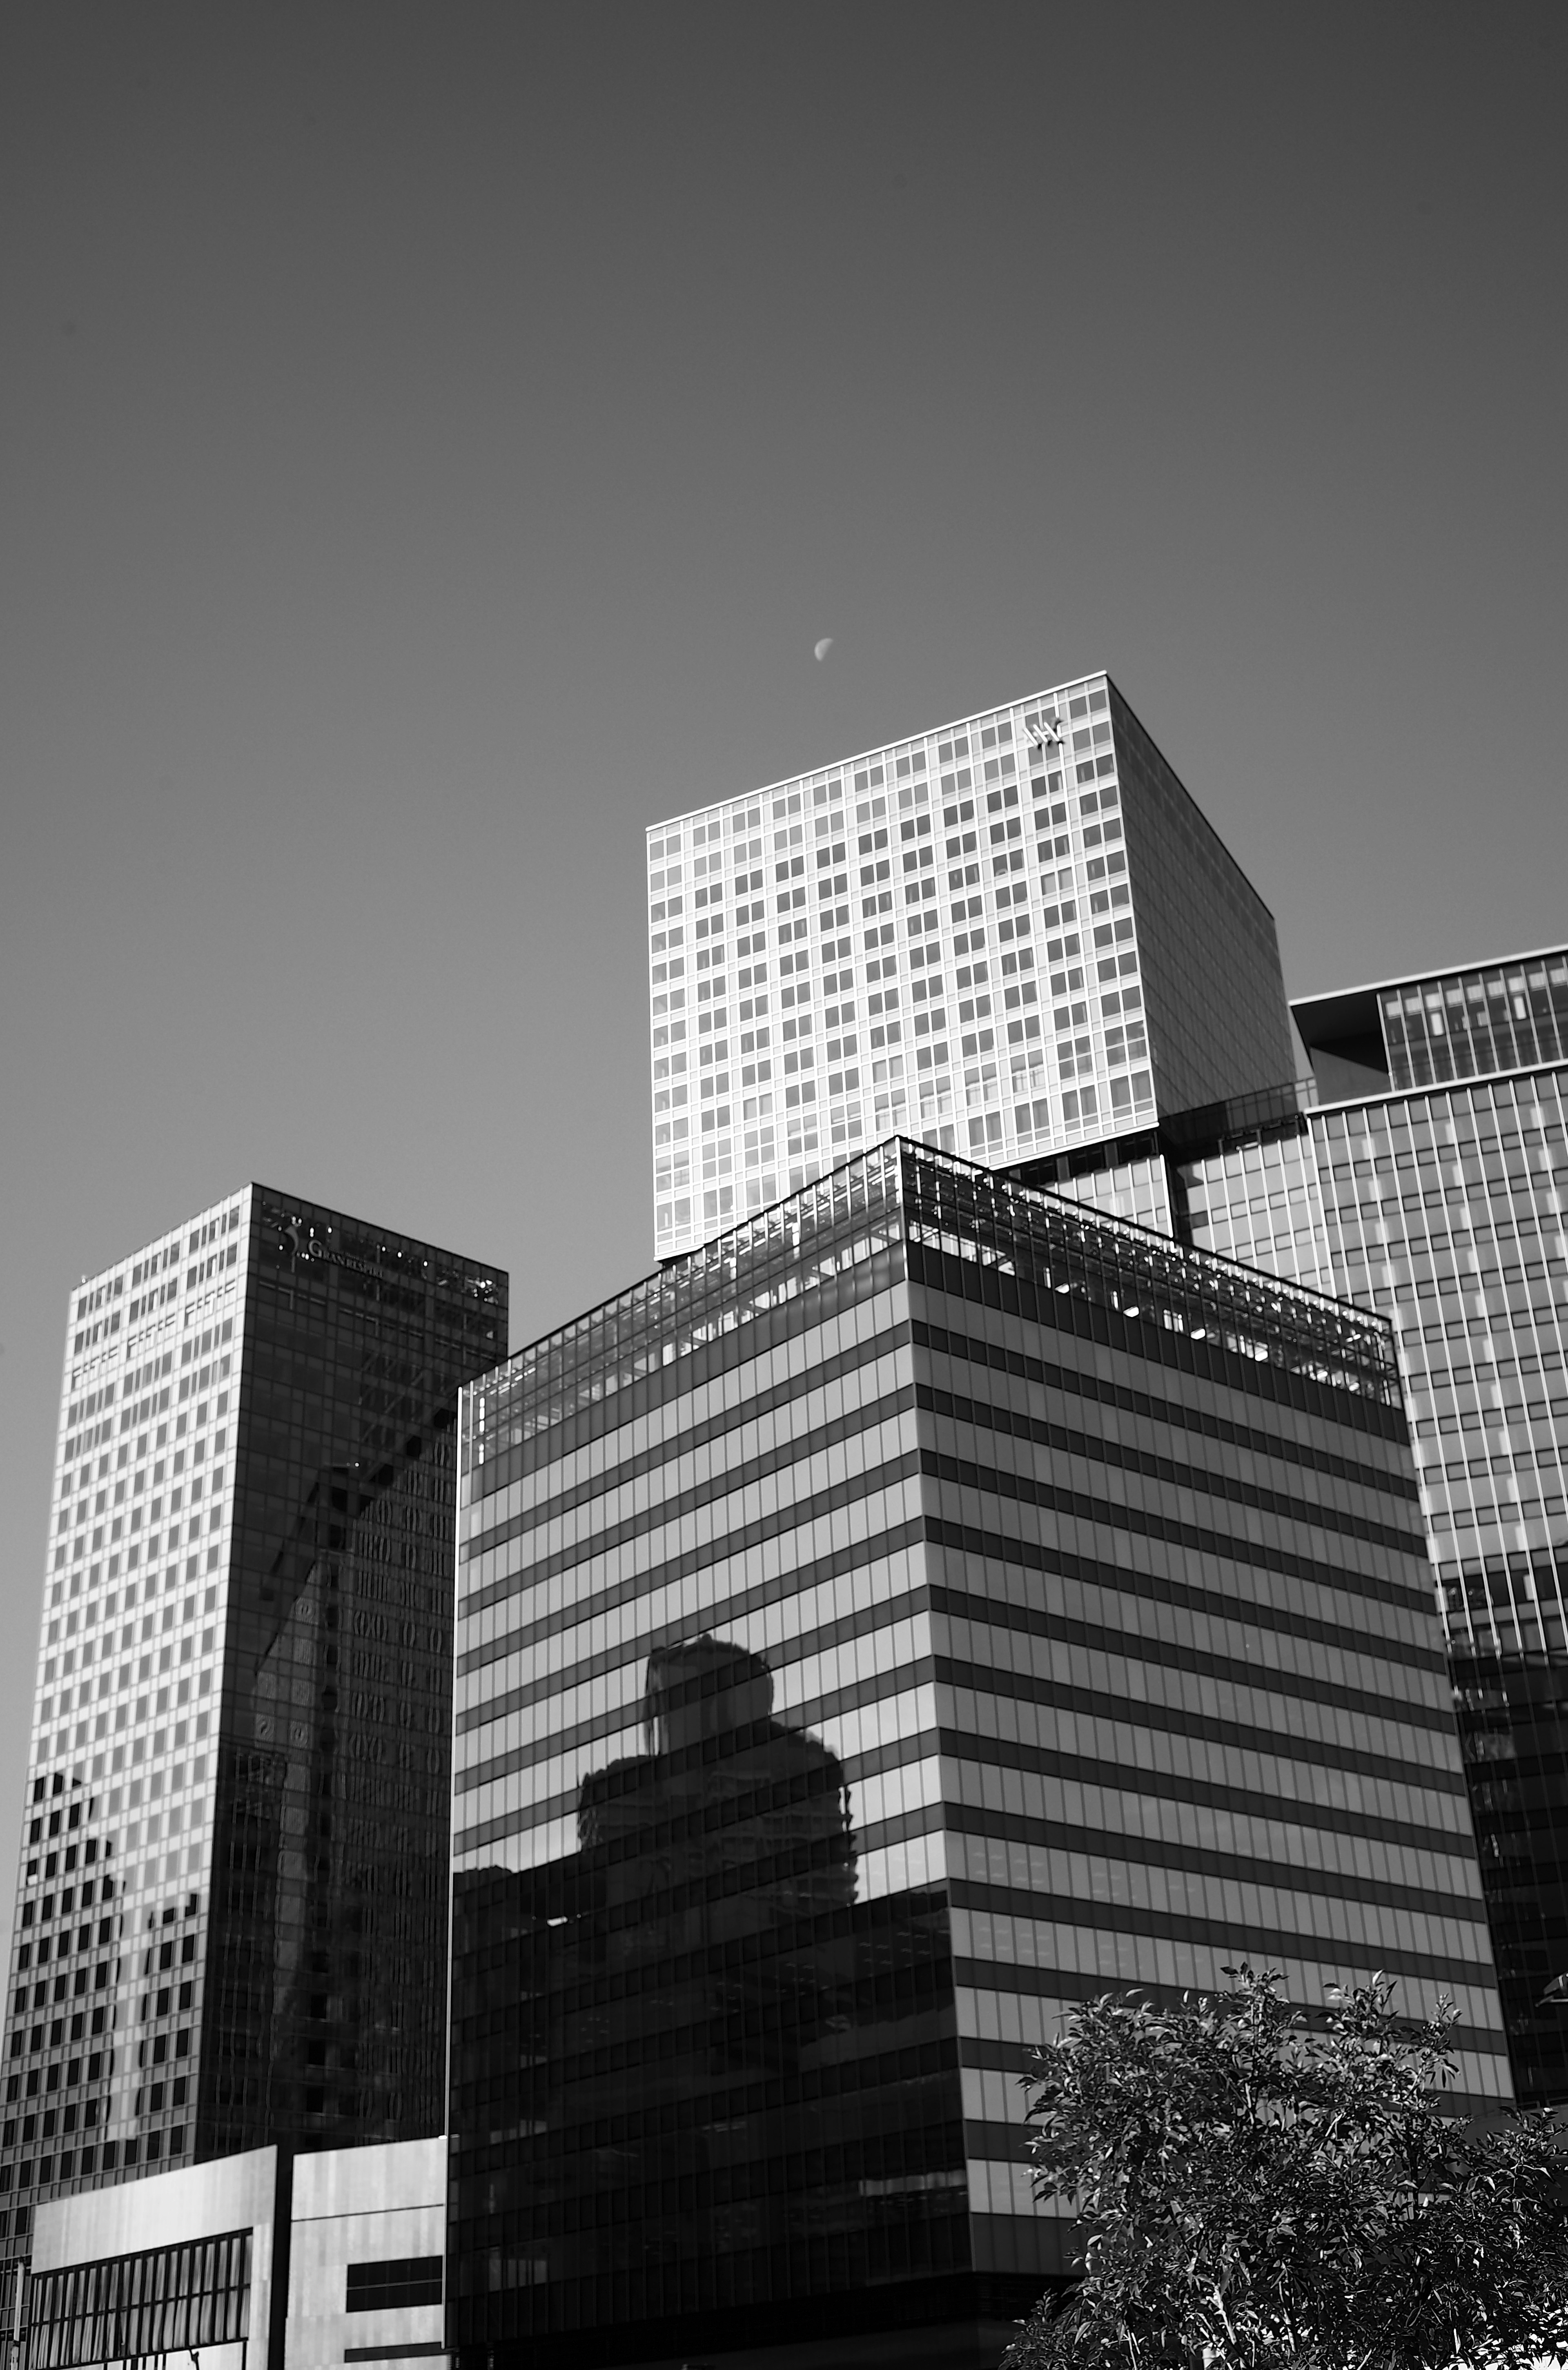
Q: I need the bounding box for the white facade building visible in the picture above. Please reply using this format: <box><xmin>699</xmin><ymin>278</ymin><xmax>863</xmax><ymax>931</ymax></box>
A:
<box><xmin>646</xmin><ymin>672</ymin><xmax>1296</xmax><ymax>1257</ymax></box>
<box><xmin>24</xmin><ymin>2136</ymin><xmax>445</xmax><ymax>2370</ymax></box>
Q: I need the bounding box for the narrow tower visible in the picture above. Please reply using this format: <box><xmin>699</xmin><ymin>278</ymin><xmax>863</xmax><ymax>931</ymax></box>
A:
<box><xmin>1</xmin><ymin>1187</ymin><xmax>506</xmax><ymax>2257</ymax></box>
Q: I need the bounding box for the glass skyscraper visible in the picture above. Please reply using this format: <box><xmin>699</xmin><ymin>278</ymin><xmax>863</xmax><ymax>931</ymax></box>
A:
<box><xmin>646</xmin><ymin>674</ymin><xmax>1296</xmax><ymax>1257</ymax></box>
<box><xmin>1</xmin><ymin>1187</ymin><xmax>506</xmax><ymax>2257</ymax></box>
<box><xmin>1175</xmin><ymin>947</ymin><xmax>1568</xmax><ymax>2104</ymax></box>
<box><xmin>449</xmin><ymin>1140</ymin><xmax>1502</xmax><ymax>2370</ymax></box>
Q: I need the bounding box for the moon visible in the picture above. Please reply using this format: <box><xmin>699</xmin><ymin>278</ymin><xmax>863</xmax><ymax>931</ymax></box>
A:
<box><xmin>813</xmin><ymin>637</ymin><xmax>834</xmax><ymax>662</ymax></box>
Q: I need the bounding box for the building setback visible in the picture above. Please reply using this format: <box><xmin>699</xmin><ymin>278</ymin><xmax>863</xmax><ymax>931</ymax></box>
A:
<box><xmin>448</xmin><ymin>1140</ymin><xmax>1503</xmax><ymax>2370</ymax></box>
<box><xmin>646</xmin><ymin>673</ymin><xmax>1295</xmax><ymax>1257</ymax></box>
<box><xmin>1</xmin><ymin>1187</ymin><xmax>506</xmax><ymax>2261</ymax></box>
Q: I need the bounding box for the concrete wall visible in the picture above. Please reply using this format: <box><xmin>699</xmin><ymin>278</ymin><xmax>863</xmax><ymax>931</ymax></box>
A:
<box><xmin>287</xmin><ymin>2138</ymin><xmax>445</xmax><ymax>2370</ymax></box>
<box><xmin>29</xmin><ymin>2137</ymin><xmax>444</xmax><ymax>2370</ymax></box>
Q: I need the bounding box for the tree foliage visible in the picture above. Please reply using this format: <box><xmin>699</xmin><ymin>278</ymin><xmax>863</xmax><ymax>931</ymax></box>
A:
<box><xmin>1003</xmin><ymin>1966</ymin><xmax>1568</xmax><ymax>2370</ymax></box>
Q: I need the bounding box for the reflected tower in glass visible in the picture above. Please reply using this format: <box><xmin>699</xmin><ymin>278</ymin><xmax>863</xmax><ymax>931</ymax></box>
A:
<box><xmin>450</xmin><ymin>1139</ymin><xmax>1502</xmax><ymax>2370</ymax></box>
<box><xmin>0</xmin><ymin>1187</ymin><xmax>506</xmax><ymax>2261</ymax></box>
<box><xmin>646</xmin><ymin>674</ymin><xmax>1296</xmax><ymax>1256</ymax></box>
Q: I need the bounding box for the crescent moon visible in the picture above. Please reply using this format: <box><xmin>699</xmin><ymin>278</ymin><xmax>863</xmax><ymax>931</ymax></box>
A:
<box><xmin>813</xmin><ymin>637</ymin><xmax>833</xmax><ymax>662</ymax></box>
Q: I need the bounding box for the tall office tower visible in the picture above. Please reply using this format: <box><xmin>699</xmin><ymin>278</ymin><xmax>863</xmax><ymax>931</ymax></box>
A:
<box><xmin>1</xmin><ymin>1188</ymin><xmax>506</xmax><ymax>2260</ymax></box>
<box><xmin>1170</xmin><ymin>946</ymin><xmax>1568</xmax><ymax>2105</ymax></box>
<box><xmin>448</xmin><ymin>1140</ymin><xmax>1503</xmax><ymax>2370</ymax></box>
<box><xmin>646</xmin><ymin>673</ymin><xmax>1296</xmax><ymax>1256</ymax></box>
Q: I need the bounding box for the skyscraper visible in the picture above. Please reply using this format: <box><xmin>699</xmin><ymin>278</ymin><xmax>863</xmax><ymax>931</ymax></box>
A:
<box><xmin>1174</xmin><ymin>946</ymin><xmax>1568</xmax><ymax>2103</ymax></box>
<box><xmin>2</xmin><ymin>1187</ymin><xmax>506</xmax><ymax>2258</ymax></box>
<box><xmin>448</xmin><ymin>1141</ymin><xmax>1503</xmax><ymax>2370</ymax></box>
<box><xmin>646</xmin><ymin>673</ymin><xmax>1296</xmax><ymax>1257</ymax></box>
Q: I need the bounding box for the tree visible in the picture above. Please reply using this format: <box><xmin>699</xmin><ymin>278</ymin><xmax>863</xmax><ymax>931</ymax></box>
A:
<box><xmin>1003</xmin><ymin>1966</ymin><xmax>1568</xmax><ymax>2370</ymax></box>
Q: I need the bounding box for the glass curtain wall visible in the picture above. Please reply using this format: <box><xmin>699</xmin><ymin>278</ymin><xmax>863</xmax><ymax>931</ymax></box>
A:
<box><xmin>450</xmin><ymin>1143</ymin><xmax>1503</xmax><ymax>2370</ymax></box>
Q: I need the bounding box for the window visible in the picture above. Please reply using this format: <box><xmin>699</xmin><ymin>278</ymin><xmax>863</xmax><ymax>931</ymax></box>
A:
<box><xmin>28</xmin><ymin>2232</ymin><xmax>250</xmax><ymax>2368</ymax></box>
<box><xmin>346</xmin><ymin>2257</ymin><xmax>444</xmax><ymax>2313</ymax></box>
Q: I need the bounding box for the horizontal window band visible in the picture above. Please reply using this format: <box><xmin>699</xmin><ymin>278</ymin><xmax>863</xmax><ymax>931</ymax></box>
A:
<box><xmin>933</xmin><ymin>1550</ymin><xmax>1438</xmax><ymax>1681</ymax></box>
<box><xmin>452</xmin><ymin>2106</ymin><xmax>967</xmax><ymax>2205</ymax></box>
<box><xmin>458</xmin><ymin>1429</ymin><xmax>1428</xmax><ymax>1700</ymax></box>
<box><xmin>853</xmin><ymin>1798</ymin><xmax>949</xmax><ymax>1859</ymax></box>
<box><xmin>449</xmin><ymin>2034</ymin><xmax>962</xmax><ymax>2167</ymax></box>
<box><xmin>455</xmin><ymin>1466</ymin><xmax>924</xmax><ymax>1677</ymax></box>
<box><xmin>446</xmin><ymin>2132</ymin><xmax>969</xmax><ymax>2243</ymax></box>
<box><xmin>463</xmin><ymin>1320</ymin><xmax>909</xmax><ymax>1553</ymax></box>
<box><xmin>452</xmin><ymin>2131</ymin><xmax>968</xmax><ymax>2228</ymax></box>
<box><xmin>945</xmin><ymin>1766</ymin><xmax>1469</xmax><ymax>1868</ymax></box>
<box><xmin>919</xmin><ymin>1381</ymin><xmax>1426</xmax><ymax>1559</ymax></box>
<box><xmin>454</xmin><ymin>1717</ymin><xmax>1470</xmax><ymax>1939</ymax></box>
<box><xmin>940</xmin><ymin>1618</ymin><xmax>1452</xmax><ymax>1742</ymax></box>
<box><xmin>343</xmin><ymin>2348</ymin><xmax>446</xmax><ymax>2362</ymax></box>
<box><xmin>451</xmin><ymin>1853</ymin><xmax>950</xmax><ymax>1985</ymax></box>
<box><xmin>457</xmin><ymin>1482</ymin><xmax>1446</xmax><ymax>1750</ymax></box>
<box><xmin>908</xmin><ymin>1244</ymin><xmax>1403</xmax><ymax>1439</ymax></box>
<box><xmin>456</xmin><ymin>1580</ymin><xmax>1443</xmax><ymax>1800</ymax></box>
<box><xmin>451</xmin><ymin>1914</ymin><xmax>957</xmax><ymax>2078</ymax></box>
<box><xmin>951</xmin><ymin>1866</ymin><xmax>1488</xmax><ymax>1953</ymax></box>
<box><xmin>453</xmin><ymin>1670</ymin><xmax>1467</xmax><ymax>1866</ymax></box>
<box><xmin>952</xmin><ymin>1900</ymin><xmax>1494</xmax><ymax>1994</ymax></box>
<box><xmin>453</xmin><ymin>1720</ymin><xmax>943</xmax><ymax>1856</ymax></box>
<box><xmin>454</xmin><ymin>1494</ymin><xmax>1431</xmax><ymax>1759</ymax></box>
<box><xmin>964</xmin><ymin>2117</ymin><xmax>1045</xmax><ymax>2169</ymax></box>
<box><xmin>459</xmin><ymin>1573</ymin><xmax>932</xmax><ymax>1740</ymax></box>
<box><xmin>927</xmin><ymin>1468</ymin><xmax>1431</xmax><ymax>1617</ymax></box>
<box><xmin>466</xmin><ymin>1261</ymin><xmax>904</xmax><ymax>1501</ymax></box>
<box><xmin>452</xmin><ymin>1564</ymin><xmax>1459</xmax><ymax>1839</ymax></box>
<box><xmin>456</xmin><ymin>1638</ymin><xmax>927</xmax><ymax>1793</ymax></box>
<box><xmin>467</xmin><ymin>1325</ymin><xmax>1420</xmax><ymax>1613</ymax></box>
<box><xmin>956</xmin><ymin>2019</ymin><xmax>1507</xmax><ymax>2077</ymax></box>
<box><xmin>462</xmin><ymin>1381</ymin><xmax>916</xmax><ymax>1600</ymax></box>
<box><xmin>459</xmin><ymin>1647</ymin><xmax>1455</xmax><ymax>1838</ymax></box>
<box><xmin>934</xmin><ymin>1681</ymin><xmax>1461</xmax><ymax>1800</ymax></box>
<box><xmin>913</xmin><ymin>1323</ymin><xmax>1413</xmax><ymax>1499</ymax></box>
<box><xmin>346</xmin><ymin>2256</ymin><xmax>443</xmax><ymax>2299</ymax></box>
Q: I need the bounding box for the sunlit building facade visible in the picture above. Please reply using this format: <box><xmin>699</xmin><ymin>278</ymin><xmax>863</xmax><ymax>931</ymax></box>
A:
<box><xmin>646</xmin><ymin>674</ymin><xmax>1295</xmax><ymax>1256</ymax></box>
<box><xmin>449</xmin><ymin>1141</ymin><xmax>1503</xmax><ymax>2370</ymax></box>
<box><xmin>0</xmin><ymin>1188</ymin><xmax>506</xmax><ymax>2259</ymax></box>
<box><xmin>1171</xmin><ymin>947</ymin><xmax>1568</xmax><ymax>2104</ymax></box>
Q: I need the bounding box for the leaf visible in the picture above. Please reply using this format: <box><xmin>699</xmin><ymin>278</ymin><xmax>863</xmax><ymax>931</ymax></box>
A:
<box><xmin>1007</xmin><ymin>1966</ymin><xmax>1568</xmax><ymax>2370</ymax></box>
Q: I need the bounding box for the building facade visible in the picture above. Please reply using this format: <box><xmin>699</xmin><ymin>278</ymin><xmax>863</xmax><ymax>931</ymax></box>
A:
<box><xmin>647</xmin><ymin>674</ymin><xmax>1295</xmax><ymax>1257</ymax></box>
<box><xmin>1173</xmin><ymin>947</ymin><xmax>1568</xmax><ymax>2104</ymax></box>
<box><xmin>2</xmin><ymin>1188</ymin><xmax>506</xmax><ymax>2259</ymax></box>
<box><xmin>23</xmin><ymin>2132</ymin><xmax>445</xmax><ymax>2370</ymax></box>
<box><xmin>448</xmin><ymin>1141</ymin><xmax>1503</xmax><ymax>2370</ymax></box>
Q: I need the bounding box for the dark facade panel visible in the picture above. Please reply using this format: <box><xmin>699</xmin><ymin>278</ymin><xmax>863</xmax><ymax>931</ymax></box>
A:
<box><xmin>1</xmin><ymin>1188</ymin><xmax>507</xmax><ymax>2256</ymax></box>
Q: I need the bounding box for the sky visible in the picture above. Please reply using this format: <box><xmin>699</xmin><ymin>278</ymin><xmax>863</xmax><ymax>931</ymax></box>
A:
<box><xmin>1</xmin><ymin>1</ymin><xmax>1565</xmax><ymax>1951</ymax></box>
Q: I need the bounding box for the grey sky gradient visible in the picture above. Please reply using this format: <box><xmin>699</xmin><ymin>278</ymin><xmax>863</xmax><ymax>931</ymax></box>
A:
<box><xmin>2</xmin><ymin>2</ymin><xmax>1565</xmax><ymax>1959</ymax></box>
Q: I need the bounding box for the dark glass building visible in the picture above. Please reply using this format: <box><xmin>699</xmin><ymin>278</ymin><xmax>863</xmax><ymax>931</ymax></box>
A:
<box><xmin>449</xmin><ymin>1140</ymin><xmax>1502</xmax><ymax>2370</ymax></box>
<box><xmin>1</xmin><ymin>1186</ymin><xmax>506</xmax><ymax>2259</ymax></box>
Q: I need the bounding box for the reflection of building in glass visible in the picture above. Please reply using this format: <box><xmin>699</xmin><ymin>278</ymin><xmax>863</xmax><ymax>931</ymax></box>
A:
<box><xmin>1</xmin><ymin>1188</ymin><xmax>506</xmax><ymax>2261</ymax></box>
<box><xmin>454</xmin><ymin>1637</ymin><xmax>930</xmax><ymax>2319</ymax></box>
<box><xmin>205</xmin><ymin>1424</ymin><xmax>465</xmax><ymax>2157</ymax></box>
<box><xmin>646</xmin><ymin>673</ymin><xmax>1296</xmax><ymax>1257</ymax></box>
<box><xmin>1163</xmin><ymin>947</ymin><xmax>1568</xmax><ymax>2108</ymax></box>
<box><xmin>450</xmin><ymin>1140</ymin><xmax>1503</xmax><ymax>2370</ymax></box>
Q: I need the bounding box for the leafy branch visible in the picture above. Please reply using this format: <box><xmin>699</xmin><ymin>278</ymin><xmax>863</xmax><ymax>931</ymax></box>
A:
<box><xmin>1004</xmin><ymin>1966</ymin><xmax>1568</xmax><ymax>2370</ymax></box>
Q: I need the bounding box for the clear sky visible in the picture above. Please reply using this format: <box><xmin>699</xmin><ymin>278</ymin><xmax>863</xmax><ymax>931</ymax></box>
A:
<box><xmin>2</xmin><ymin>2</ymin><xmax>1565</xmax><ymax>1955</ymax></box>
